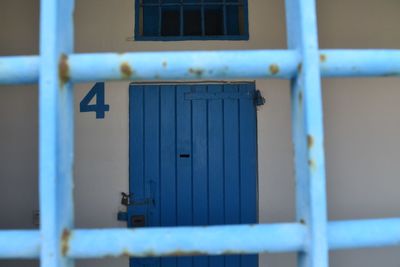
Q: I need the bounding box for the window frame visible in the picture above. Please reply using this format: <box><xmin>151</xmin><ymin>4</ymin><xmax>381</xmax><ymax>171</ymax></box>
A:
<box><xmin>134</xmin><ymin>0</ymin><xmax>250</xmax><ymax>41</ymax></box>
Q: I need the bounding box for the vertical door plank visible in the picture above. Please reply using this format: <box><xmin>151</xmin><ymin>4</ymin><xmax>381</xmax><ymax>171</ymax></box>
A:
<box><xmin>129</xmin><ymin>85</ymin><xmax>149</xmax><ymax>267</ymax></box>
<box><xmin>176</xmin><ymin>85</ymin><xmax>193</xmax><ymax>267</ymax></box>
<box><xmin>208</xmin><ymin>84</ymin><xmax>226</xmax><ymax>267</ymax></box>
<box><xmin>160</xmin><ymin>85</ymin><xmax>178</xmax><ymax>267</ymax></box>
<box><xmin>129</xmin><ymin>85</ymin><xmax>145</xmax><ymax>225</ymax></box>
<box><xmin>192</xmin><ymin>85</ymin><xmax>209</xmax><ymax>267</ymax></box>
<box><xmin>239</xmin><ymin>84</ymin><xmax>258</xmax><ymax>267</ymax></box>
<box><xmin>223</xmin><ymin>84</ymin><xmax>241</xmax><ymax>267</ymax></box>
<box><xmin>144</xmin><ymin>85</ymin><xmax>161</xmax><ymax>267</ymax></box>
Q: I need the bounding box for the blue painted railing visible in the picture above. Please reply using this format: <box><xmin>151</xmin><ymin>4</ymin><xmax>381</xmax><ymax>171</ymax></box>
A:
<box><xmin>0</xmin><ymin>0</ymin><xmax>399</xmax><ymax>266</ymax></box>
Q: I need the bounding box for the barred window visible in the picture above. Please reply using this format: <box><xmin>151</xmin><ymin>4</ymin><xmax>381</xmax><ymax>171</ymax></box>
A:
<box><xmin>135</xmin><ymin>0</ymin><xmax>249</xmax><ymax>40</ymax></box>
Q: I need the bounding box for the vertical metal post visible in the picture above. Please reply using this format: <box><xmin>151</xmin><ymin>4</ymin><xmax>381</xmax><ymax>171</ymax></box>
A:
<box><xmin>285</xmin><ymin>0</ymin><xmax>328</xmax><ymax>267</ymax></box>
<box><xmin>39</xmin><ymin>0</ymin><xmax>75</xmax><ymax>266</ymax></box>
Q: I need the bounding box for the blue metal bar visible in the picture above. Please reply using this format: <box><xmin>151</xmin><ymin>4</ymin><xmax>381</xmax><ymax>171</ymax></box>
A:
<box><xmin>285</xmin><ymin>0</ymin><xmax>328</xmax><ymax>266</ymax></box>
<box><xmin>39</xmin><ymin>0</ymin><xmax>75</xmax><ymax>266</ymax></box>
<box><xmin>0</xmin><ymin>219</ymin><xmax>400</xmax><ymax>259</ymax></box>
<box><xmin>328</xmin><ymin>218</ymin><xmax>400</xmax><ymax>250</ymax></box>
<box><xmin>0</xmin><ymin>56</ymin><xmax>39</xmax><ymax>84</ymax></box>
<box><xmin>0</xmin><ymin>231</ymin><xmax>40</xmax><ymax>258</ymax></box>
<box><xmin>69</xmin><ymin>223</ymin><xmax>307</xmax><ymax>258</ymax></box>
<box><xmin>320</xmin><ymin>50</ymin><xmax>400</xmax><ymax>77</ymax></box>
<box><xmin>68</xmin><ymin>50</ymin><xmax>298</xmax><ymax>81</ymax></box>
<box><xmin>3</xmin><ymin>50</ymin><xmax>400</xmax><ymax>85</ymax></box>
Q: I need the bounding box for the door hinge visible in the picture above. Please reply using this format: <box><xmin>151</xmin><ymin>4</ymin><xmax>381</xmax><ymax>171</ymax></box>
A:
<box><xmin>254</xmin><ymin>90</ymin><xmax>265</xmax><ymax>106</ymax></box>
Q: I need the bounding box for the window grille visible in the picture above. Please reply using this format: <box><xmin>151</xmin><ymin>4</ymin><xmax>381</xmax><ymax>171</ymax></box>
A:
<box><xmin>135</xmin><ymin>0</ymin><xmax>249</xmax><ymax>40</ymax></box>
<box><xmin>0</xmin><ymin>0</ymin><xmax>400</xmax><ymax>267</ymax></box>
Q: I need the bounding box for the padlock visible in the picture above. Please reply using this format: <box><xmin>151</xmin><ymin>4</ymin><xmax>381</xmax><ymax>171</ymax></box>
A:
<box><xmin>121</xmin><ymin>192</ymin><xmax>130</xmax><ymax>206</ymax></box>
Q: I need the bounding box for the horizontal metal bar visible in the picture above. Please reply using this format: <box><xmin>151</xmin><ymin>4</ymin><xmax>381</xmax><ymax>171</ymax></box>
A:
<box><xmin>1</xmin><ymin>219</ymin><xmax>400</xmax><ymax>259</ymax></box>
<box><xmin>0</xmin><ymin>230</ymin><xmax>40</xmax><ymax>258</ymax></box>
<box><xmin>0</xmin><ymin>56</ymin><xmax>39</xmax><ymax>85</ymax></box>
<box><xmin>69</xmin><ymin>223</ymin><xmax>307</xmax><ymax>258</ymax></box>
<box><xmin>321</xmin><ymin>50</ymin><xmax>400</xmax><ymax>77</ymax></box>
<box><xmin>68</xmin><ymin>50</ymin><xmax>298</xmax><ymax>82</ymax></box>
<box><xmin>2</xmin><ymin>50</ymin><xmax>400</xmax><ymax>85</ymax></box>
<box><xmin>328</xmin><ymin>218</ymin><xmax>400</xmax><ymax>249</ymax></box>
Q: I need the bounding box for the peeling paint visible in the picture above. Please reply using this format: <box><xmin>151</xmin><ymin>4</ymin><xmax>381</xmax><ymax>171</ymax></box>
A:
<box><xmin>269</xmin><ymin>64</ymin><xmax>279</xmax><ymax>75</ymax></box>
<box><xmin>299</xmin><ymin>219</ymin><xmax>306</xmax><ymax>225</ymax></box>
<box><xmin>61</xmin><ymin>229</ymin><xmax>71</xmax><ymax>256</ymax></box>
<box><xmin>188</xmin><ymin>68</ymin><xmax>204</xmax><ymax>78</ymax></box>
<box><xmin>120</xmin><ymin>62</ymin><xmax>134</xmax><ymax>79</ymax></box>
<box><xmin>59</xmin><ymin>54</ymin><xmax>70</xmax><ymax>86</ymax></box>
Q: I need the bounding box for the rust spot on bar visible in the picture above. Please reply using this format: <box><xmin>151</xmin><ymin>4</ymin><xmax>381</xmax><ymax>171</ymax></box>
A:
<box><xmin>162</xmin><ymin>61</ymin><xmax>168</xmax><ymax>68</ymax></box>
<box><xmin>61</xmin><ymin>229</ymin><xmax>71</xmax><ymax>256</ymax></box>
<box><xmin>299</xmin><ymin>219</ymin><xmax>306</xmax><ymax>225</ymax></box>
<box><xmin>59</xmin><ymin>54</ymin><xmax>70</xmax><ymax>86</ymax></box>
<box><xmin>320</xmin><ymin>54</ymin><xmax>327</xmax><ymax>63</ymax></box>
<box><xmin>121</xmin><ymin>249</ymin><xmax>131</xmax><ymax>257</ymax></box>
<box><xmin>308</xmin><ymin>159</ymin><xmax>316</xmax><ymax>171</ymax></box>
<box><xmin>221</xmin><ymin>250</ymin><xmax>248</xmax><ymax>255</ymax></box>
<box><xmin>166</xmin><ymin>250</ymin><xmax>204</xmax><ymax>257</ymax></box>
<box><xmin>122</xmin><ymin>248</ymin><xmax>256</xmax><ymax>258</ymax></box>
<box><xmin>307</xmin><ymin>135</ymin><xmax>314</xmax><ymax>149</ymax></box>
<box><xmin>121</xmin><ymin>62</ymin><xmax>134</xmax><ymax>79</ymax></box>
<box><xmin>269</xmin><ymin>64</ymin><xmax>279</xmax><ymax>75</ymax></box>
<box><xmin>188</xmin><ymin>68</ymin><xmax>204</xmax><ymax>78</ymax></box>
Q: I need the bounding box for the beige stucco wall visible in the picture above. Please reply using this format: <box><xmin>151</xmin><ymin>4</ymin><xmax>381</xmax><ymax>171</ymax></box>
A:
<box><xmin>1</xmin><ymin>0</ymin><xmax>400</xmax><ymax>266</ymax></box>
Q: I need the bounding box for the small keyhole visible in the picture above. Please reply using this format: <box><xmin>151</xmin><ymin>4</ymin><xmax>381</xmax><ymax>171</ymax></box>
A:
<box><xmin>179</xmin><ymin>154</ymin><xmax>190</xmax><ymax>158</ymax></box>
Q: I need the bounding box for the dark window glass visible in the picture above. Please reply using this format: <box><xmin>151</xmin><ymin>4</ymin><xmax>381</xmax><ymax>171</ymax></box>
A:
<box><xmin>161</xmin><ymin>7</ymin><xmax>181</xmax><ymax>36</ymax></box>
<box><xmin>205</xmin><ymin>6</ymin><xmax>223</xmax><ymax>36</ymax></box>
<box><xmin>184</xmin><ymin>6</ymin><xmax>202</xmax><ymax>36</ymax></box>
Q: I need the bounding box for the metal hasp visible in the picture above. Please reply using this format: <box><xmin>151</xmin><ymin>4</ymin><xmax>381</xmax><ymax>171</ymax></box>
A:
<box><xmin>285</xmin><ymin>0</ymin><xmax>328</xmax><ymax>266</ymax></box>
<box><xmin>120</xmin><ymin>192</ymin><xmax>154</xmax><ymax>206</ymax></box>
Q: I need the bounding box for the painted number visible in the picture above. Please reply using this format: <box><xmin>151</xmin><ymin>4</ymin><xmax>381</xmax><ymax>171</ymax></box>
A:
<box><xmin>80</xmin><ymin>82</ymin><xmax>110</xmax><ymax>119</ymax></box>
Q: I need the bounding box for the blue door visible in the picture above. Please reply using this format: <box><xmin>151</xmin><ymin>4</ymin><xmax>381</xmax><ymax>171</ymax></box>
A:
<box><xmin>128</xmin><ymin>83</ymin><xmax>259</xmax><ymax>267</ymax></box>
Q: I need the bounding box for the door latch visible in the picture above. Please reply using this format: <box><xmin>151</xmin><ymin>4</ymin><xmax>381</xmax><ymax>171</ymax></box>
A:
<box><xmin>121</xmin><ymin>192</ymin><xmax>132</xmax><ymax>206</ymax></box>
<box><xmin>120</xmin><ymin>192</ymin><xmax>154</xmax><ymax>206</ymax></box>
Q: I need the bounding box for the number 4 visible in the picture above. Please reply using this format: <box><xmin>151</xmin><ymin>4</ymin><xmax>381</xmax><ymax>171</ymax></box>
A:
<box><xmin>80</xmin><ymin>82</ymin><xmax>110</xmax><ymax>119</ymax></box>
